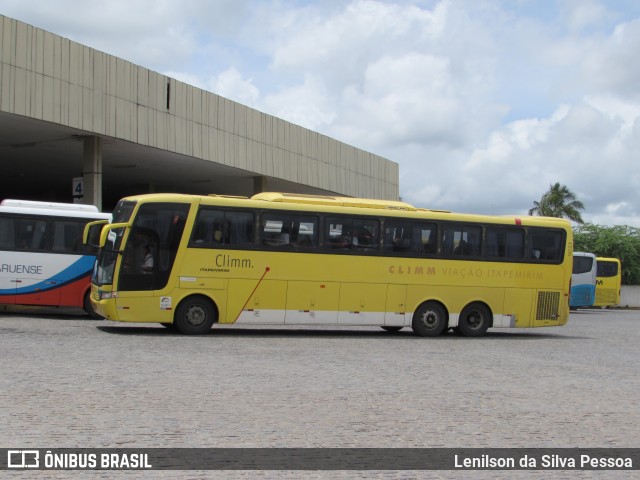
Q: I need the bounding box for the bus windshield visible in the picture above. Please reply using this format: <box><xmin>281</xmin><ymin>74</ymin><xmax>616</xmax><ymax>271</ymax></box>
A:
<box><xmin>92</xmin><ymin>201</ymin><xmax>190</xmax><ymax>289</ymax></box>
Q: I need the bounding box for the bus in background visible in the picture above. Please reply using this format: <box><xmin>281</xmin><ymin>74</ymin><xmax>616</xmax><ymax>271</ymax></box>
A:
<box><xmin>570</xmin><ymin>252</ymin><xmax>597</xmax><ymax>309</ymax></box>
<box><xmin>595</xmin><ymin>257</ymin><xmax>622</xmax><ymax>307</ymax></box>
<box><xmin>0</xmin><ymin>199</ymin><xmax>110</xmax><ymax>316</ymax></box>
<box><xmin>85</xmin><ymin>192</ymin><xmax>573</xmax><ymax>336</ymax></box>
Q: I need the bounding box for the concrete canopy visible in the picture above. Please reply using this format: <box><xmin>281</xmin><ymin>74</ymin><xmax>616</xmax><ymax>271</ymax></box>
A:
<box><xmin>1</xmin><ymin>15</ymin><xmax>399</xmax><ymax>212</ymax></box>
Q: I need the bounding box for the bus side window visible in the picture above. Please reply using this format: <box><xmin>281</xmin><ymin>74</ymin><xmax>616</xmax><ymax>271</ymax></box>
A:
<box><xmin>189</xmin><ymin>208</ymin><xmax>223</xmax><ymax>247</ymax></box>
<box><xmin>262</xmin><ymin>214</ymin><xmax>290</xmax><ymax>247</ymax></box>
<box><xmin>443</xmin><ymin>225</ymin><xmax>481</xmax><ymax>257</ymax></box>
<box><xmin>290</xmin><ymin>216</ymin><xmax>318</xmax><ymax>248</ymax></box>
<box><xmin>384</xmin><ymin>221</ymin><xmax>412</xmax><ymax>254</ymax></box>
<box><xmin>353</xmin><ymin>219</ymin><xmax>378</xmax><ymax>251</ymax></box>
<box><xmin>486</xmin><ymin>227</ymin><xmax>524</xmax><ymax>260</ymax></box>
<box><xmin>0</xmin><ymin>218</ymin><xmax>16</xmax><ymax>249</ymax></box>
<box><xmin>326</xmin><ymin>218</ymin><xmax>353</xmax><ymax>250</ymax></box>
<box><xmin>18</xmin><ymin>219</ymin><xmax>48</xmax><ymax>251</ymax></box>
<box><xmin>52</xmin><ymin>220</ymin><xmax>85</xmax><ymax>253</ymax></box>
<box><xmin>227</xmin><ymin>211</ymin><xmax>254</xmax><ymax>246</ymax></box>
<box><xmin>416</xmin><ymin>223</ymin><xmax>437</xmax><ymax>255</ymax></box>
<box><xmin>530</xmin><ymin>229</ymin><xmax>564</xmax><ymax>262</ymax></box>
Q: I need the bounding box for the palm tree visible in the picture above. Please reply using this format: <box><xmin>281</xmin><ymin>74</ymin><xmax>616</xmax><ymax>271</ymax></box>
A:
<box><xmin>529</xmin><ymin>182</ymin><xmax>585</xmax><ymax>223</ymax></box>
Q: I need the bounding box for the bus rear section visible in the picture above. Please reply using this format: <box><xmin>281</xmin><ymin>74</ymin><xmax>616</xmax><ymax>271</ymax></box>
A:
<box><xmin>570</xmin><ymin>252</ymin><xmax>597</xmax><ymax>309</ymax></box>
<box><xmin>0</xmin><ymin>199</ymin><xmax>110</xmax><ymax>315</ymax></box>
<box><xmin>594</xmin><ymin>257</ymin><xmax>622</xmax><ymax>307</ymax></box>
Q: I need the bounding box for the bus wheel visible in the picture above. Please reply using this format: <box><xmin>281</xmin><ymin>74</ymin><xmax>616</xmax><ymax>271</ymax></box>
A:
<box><xmin>174</xmin><ymin>296</ymin><xmax>216</xmax><ymax>335</ymax></box>
<box><xmin>412</xmin><ymin>302</ymin><xmax>447</xmax><ymax>337</ymax></box>
<box><xmin>83</xmin><ymin>291</ymin><xmax>102</xmax><ymax>319</ymax></box>
<box><xmin>381</xmin><ymin>326</ymin><xmax>403</xmax><ymax>332</ymax></box>
<box><xmin>457</xmin><ymin>302</ymin><xmax>491</xmax><ymax>337</ymax></box>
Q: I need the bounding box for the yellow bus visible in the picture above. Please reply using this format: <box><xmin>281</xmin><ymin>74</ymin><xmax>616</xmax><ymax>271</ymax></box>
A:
<box><xmin>594</xmin><ymin>257</ymin><xmax>622</xmax><ymax>307</ymax></box>
<box><xmin>85</xmin><ymin>192</ymin><xmax>573</xmax><ymax>336</ymax></box>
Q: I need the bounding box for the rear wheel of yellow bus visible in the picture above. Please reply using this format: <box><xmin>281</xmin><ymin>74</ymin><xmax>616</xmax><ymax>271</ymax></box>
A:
<box><xmin>457</xmin><ymin>302</ymin><xmax>491</xmax><ymax>337</ymax></box>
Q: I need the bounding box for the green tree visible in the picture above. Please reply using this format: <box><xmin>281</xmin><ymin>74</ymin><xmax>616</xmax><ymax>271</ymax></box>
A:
<box><xmin>529</xmin><ymin>182</ymin><xmax>585</xmax><ymax>223</ymax></box>
<box><xmin>573</xmin><ymin>223</ymin><xmax>640</xmax><ymax>285</ymax></box>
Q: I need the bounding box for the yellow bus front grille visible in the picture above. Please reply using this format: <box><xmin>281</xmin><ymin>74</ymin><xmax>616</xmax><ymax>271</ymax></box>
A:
<box><xmin>536</xmin><ymin>291</ymin><xmax>560</xmax><ymax>320</ymax></box>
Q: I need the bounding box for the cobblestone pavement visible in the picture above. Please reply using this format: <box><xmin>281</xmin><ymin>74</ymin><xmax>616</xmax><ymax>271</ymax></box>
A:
<box><xmin>1</xmin><ymin>307</ymin><xmax>639</xmax><ymax>479</ymax></box>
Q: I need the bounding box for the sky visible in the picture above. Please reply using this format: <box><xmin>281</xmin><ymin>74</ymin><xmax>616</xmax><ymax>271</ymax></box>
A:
<box><xmin>1</xmin><ymin>0</ymin><xmax>639</xmax><ymax>226</ymax></box>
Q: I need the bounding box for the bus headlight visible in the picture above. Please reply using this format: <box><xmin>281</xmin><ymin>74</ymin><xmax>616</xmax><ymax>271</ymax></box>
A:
<box><xmin>99</xmin><ymin>290</ymin><xmax>118</xmax><ymax>300</ymax></box>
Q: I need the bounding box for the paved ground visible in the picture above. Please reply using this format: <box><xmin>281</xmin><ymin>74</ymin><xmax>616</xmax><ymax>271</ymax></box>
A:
<box><xmin>1</xmin><ymin>307</ymin><xmax>638</xmax><ymax>479</ymax></box>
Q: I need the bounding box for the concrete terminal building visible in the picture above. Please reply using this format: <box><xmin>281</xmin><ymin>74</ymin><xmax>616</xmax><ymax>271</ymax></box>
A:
<box><xmin>0</xmin><ymin>15</ymin><xmax>399</xmax><ymax>212</ymax></box>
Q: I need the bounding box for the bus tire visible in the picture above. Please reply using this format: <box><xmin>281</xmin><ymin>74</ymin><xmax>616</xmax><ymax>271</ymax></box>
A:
<box><xmin>83</xmin><ymin>291</ymin><xmax>102</xmax><ymax>319</ymax></box>
<box><xmin>457</xmin><ymin>302</ymin><xmax>491</xmax><ymax>337</ymax></box>
<box><xmin>174</xmin><ymin>296</ymin><xmax>216</xmax><ymax>335</ymax></box>
<box><xmin>412</xmin><ymin>302</ymin><xmax>447</xmax><ymax>337</ymax></box>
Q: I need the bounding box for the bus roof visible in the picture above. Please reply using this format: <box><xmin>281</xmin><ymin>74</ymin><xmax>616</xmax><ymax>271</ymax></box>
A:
<box><xmin>0</xmin><ymin>199</ymin><xmax>110</xmax><ymax>219</ymax></box>
<box><xmin>251</xmin><ymin>192</ymin><xmax>418</xmax><ymax>211</ymax></box>
<box><xmin>115</xmin><ymin>192</ymin><xmax>572</xmax><ymax>230</ymax></box>
<box><xmin>1</xmin><ymin>199</ymin><xmax>100</xmax><ymax>212</ymax></box>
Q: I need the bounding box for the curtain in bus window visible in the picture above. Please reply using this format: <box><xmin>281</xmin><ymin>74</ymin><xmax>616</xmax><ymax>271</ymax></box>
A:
<box><xmin>415</xmin><ymin>223</ymin><xmax>437</xmax><ymax>255</ymax></box>
<box><xmin>191</xmin><ymin>209</ymin><xmax>223</xmax><ymax>246</ymax></box>
<box><xmin>384</xmin><ymin>221</ymin><xmax>412</xmax><ymax>254</ymax></box>
<box><xmin>505</xmin><ymin>230</ymin><xmax>525</xmax><ymax>258</ymax></box>
<box><xmin>262</xmin><ymin>214</ymin><xmax>291</xmax><ymax>247</ymax></box>
<box><xmin>227</xmin><ymin>211</ymin><xmax>254</xmax><ymax>245</ymax></box>
<box><xmin>486</xmin><ymin>228</ymin><xmax>524</xmax><ymax>259</ymax></box>
<box><xmin>52</xmin><ymin>220</ymin><xmax>85</xmax><ymax>253</ymax></box>
<box><xmin>18</xmin><ymin>219</ymin><xmax>48</xmax><ymax>250</ymax></box>
<box><xmin>443</xmin><ymin>225</ymin><xmax>481</xmax><ymax>257</ymax></box>
<box><xmin>0</xmin><ymin>218</ymin><xmax>16</xmax><ymax>249</ymax></box>
<box><xmin>290</xmin><ymin>215</ymin><xmax>318</xmax><ymax>248</ymax></box>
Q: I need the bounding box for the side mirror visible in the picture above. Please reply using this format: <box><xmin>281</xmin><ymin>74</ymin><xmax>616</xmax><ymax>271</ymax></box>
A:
<box><xmin>83</xmin><ymin>220</ymin><xmax>109</xmax><ymax>247</ymax></box>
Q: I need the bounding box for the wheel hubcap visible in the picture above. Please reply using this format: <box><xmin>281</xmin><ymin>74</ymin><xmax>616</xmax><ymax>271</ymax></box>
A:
<box><xmin>186</xmin><ymin>305</ymin><xmax>206</xmax><ymax>326</ymax></box>
<box><xmin>421</xmin><ymin>309</ymin><xmax>439</xmax><ymax>329</ymax></box>
<box><xmin>466</xmin><ymin>311</ymin><xmax>482</xmax><ymax>329</ymax></box>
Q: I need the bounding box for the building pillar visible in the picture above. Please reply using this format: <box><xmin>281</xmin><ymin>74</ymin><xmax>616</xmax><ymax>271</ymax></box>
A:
<box><xmin>82</xmin><ymin>136</ymin><xmax>102</xmax><ymax>210</ymax></box>
<box><xmin>253</xmin><ymin>175</ymin><xmax>267</xmax><ymax>194</ymax></box>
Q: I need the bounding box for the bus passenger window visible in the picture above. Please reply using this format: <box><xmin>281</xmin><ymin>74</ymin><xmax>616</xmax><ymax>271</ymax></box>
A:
<box><xmin>442</xmin><ymin>225</ymin><xmax>481</xmax><ymax>257</ymax></box>
<box><xmin>486</xmin><ymin>227</ymin><xmax>524</xmax><ymax>260</ymax></box>
<box><xmin>18</xmin><ymin>220</ymin><xmax>48</xmax><ymax>251</ymax></box>
<box><xmin>326</xmin><ymin>218</ymin><xmax>353</xmax><ymax>250</ymax></box>
<box><xmin>384</xmin><ymin>221</ymin><xmax>412</xmax><ymax>254</ymax></box>
<box><xmin>262</xmin><ymin>215</ymin><xmax>290</xmax><ymax>247</ymax></box>
<box><xmin>290</xmin><ymin>216</ymin><xmax>318</xmax><ymax>248</ymax></box>
<box><xmin>0</xmin><ymin>218</ymin><xmax>16</xmax><ymax>249</ymax></box>
<box><xmin>530</xmin><ymin>230</ymin><xmax>564</xmax><ymax>262</ymax></box>
<box><xmin>52</xmin><ymin>220</ymin><xmax>85</xmax><ymax>253</ymax></box>
<box><xmin>353</xmin><ymin>219</ymin><xmax>378</xmax><ymax>251</ymax></box>
<box><xmin>415</xmin><ymin>223</ymin><xmax>437</xmax><ymax>255</ymax></box>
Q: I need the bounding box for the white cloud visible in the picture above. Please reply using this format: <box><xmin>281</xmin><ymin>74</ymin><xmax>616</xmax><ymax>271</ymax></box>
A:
<box><xmin>1</xmin><ymin>0</ymin><xmax>639</xmax><ymax>226</ymax></box>
<box><xmin>209</xmin><ymin>68</ymin><xmax>261</xmax><ymax>106</ymax></box>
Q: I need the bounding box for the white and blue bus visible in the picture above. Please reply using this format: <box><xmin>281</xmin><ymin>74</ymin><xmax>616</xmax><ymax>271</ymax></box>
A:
<box><xmin>570</xmin><ymin>251</ymin><xmax>597</xmax><ymax>309</ymax></box>
<box><xmin>0</xmin><ymin>199</ymin><xmax>110</xmax><ymax>316</ymax></box>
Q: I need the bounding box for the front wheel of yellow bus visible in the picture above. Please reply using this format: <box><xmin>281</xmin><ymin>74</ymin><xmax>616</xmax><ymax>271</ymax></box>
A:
<box><xmin>174</xmin><ymin>296</ymin><xmax>216</xmax><ymax>335</ymax></box>
<box><xmin>412</xmin><ymin>301</ymin><xmax>448</xmax><ymax>337</ymax></box>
